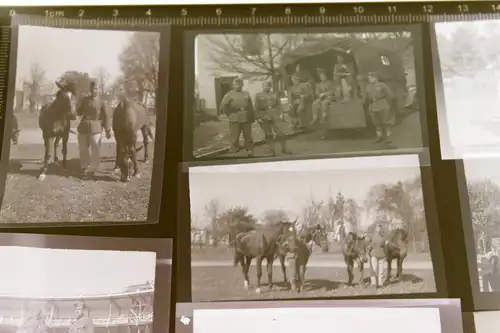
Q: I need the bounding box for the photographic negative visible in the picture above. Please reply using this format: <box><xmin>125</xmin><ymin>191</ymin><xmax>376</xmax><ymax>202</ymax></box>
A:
<box><xmin>0</xmin><ymin>22</ymin><xmax>169</xmax><ymax>224</ymax></box>
<box><xmin>187</xmin><ymin>155</ymin><xmax>438</xmax><ymax>302</ymax></box>
<box><xmin>176</xmin><ymin>299</ymin><xmax>463</xmax><ymax>333</ymax></box>
<box><xmin>0</xmin><ymin>233</ymin><xmax>172</xmax><ymax>333</ymax></box>
<box><xmin>186</xmin><ymin>26</ymin><xmax>425</xmax><ymax>161</ymax></box>
<box><xmin>433</xmin><ymin>20</ymin><xmax>500</xmax><ymax>159</ymax></box>
<box><xmin>461</xmin><ymin>159</ymin><xmax>500</xmax><ymax>302</ymax></box>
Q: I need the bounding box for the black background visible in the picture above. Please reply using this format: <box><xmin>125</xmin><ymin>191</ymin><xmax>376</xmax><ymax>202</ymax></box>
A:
<box><xmin>1</xmin><ymin>3</ymin><xmax>499</xmax><ymax>333</ymax></box>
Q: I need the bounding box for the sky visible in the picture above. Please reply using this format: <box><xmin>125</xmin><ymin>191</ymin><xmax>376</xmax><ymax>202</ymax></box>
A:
<box><xmin>434</xmin><ymin>20</ymin><xmax>500</xmax><ymax>38</ymax></box>
<box><xmin>16</xmin><ymin>25</ymin><xmax>135</xmax><ymax>86</ymax></box>
<box><xmin>464</xmin><ymin>159</ymin><xmax>500</xmax><ymax>185</ymax></box>
<box><xmin>193</xmin><ymin>307</ymin><xmax>442</xmax><ymax>333</ymax></box>
<box><xmin>0</xmin><ymin>246</ymin><xmax>156</xmax><ymax>297</ymax></box>
<box><xmin>189</xmin><ymin>155</ymin><xmax>421</xmax><ymax>227</ymax></box>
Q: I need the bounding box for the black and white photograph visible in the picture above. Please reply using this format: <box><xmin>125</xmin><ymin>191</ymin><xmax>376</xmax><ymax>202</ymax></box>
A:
<box><xmin>0</xmin><ymin>23</ymin><xmax>166</xmax><ymax>224</ymax></box>
<box><xmin>188</xmin><ymin>154</ymin><xmax>436</xmax><ymax>301</ymax></box>
<box><xmin>191</xmin><ymin>306</ymin><xmax>441</xmax><ymax>333</ymax></box>
<box><xmin>188</xmin><ymin>27</ymin><xmax>423</xmax><ymax>160</ymax></box>
<box><xmin>462</xmin><ymin>159</ymin><xmax>500</xmax><ymax>294</ymax></box>
<box><xmin>0</xmin><ymin>234</ymin><xmax>172</xmax><ymax>333</ymax></box>
<box><xmin>176</xmin><ymin>299</ymin><xmax>462</xmax><ymax>333</ymax></box>
<box><xmin>434</xmin><ymin>20</ymin><xmax>500</xmax><ymax>159</ymax></box>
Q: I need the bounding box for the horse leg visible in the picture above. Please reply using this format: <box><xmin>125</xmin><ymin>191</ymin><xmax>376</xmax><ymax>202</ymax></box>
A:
<box><xmin>114</xmin><ymin>139</ymin><xmax>121</xmax><ymax>173</ymax></box>
<box><xmin>396</xmin><ymin>257</ymin><xmax>403</xmax><ymax>280</ymax></box>
<box><xmin>141</xmin><ymin>126</ymin><xmax>150</xmax><ymax>163</ymax></box>
<box><xmin>385</xmin><ymin>256</ymin><xmax>393</xmax><ymax>285</ymax></box>
<box><xmin>131</xmin><ymin>145</ymin><xmax>140</xmax><ymax>178</ymax></box>
<box><xmin>53</xmin><ymin>136</ymin><xmax>60</xmax><ymax>164</ymax></box>
<box><xmin>279</xmin><ymin>254</ymin><xmax>288</xmax><ymax>284</ymax></box>
<box><xmin>299</xmin><ymin>262</ymin><xmax>307</xmax><ymax>292</ymax></box>
<box><xmin>240</xmin><ymin>256</ymin><xmax>250</xmax><ymax>290</ymax></box>
<box><xmin>266</xmin><ymin>256</ymin><xmax>274</xmax><ymax>291</ymax></box>
<box><xmin>62</xmin><ymin>132</ymin><xmax>69</xmax><ymax>169</ymax></box>
<box><xmin>346</xmin><ymin>260</ymin><xmax>354</xmax><ymax>286</ymax></box>
<box><xmin>39</xmin><ymin>136</ymin><xmax>55</xmax><ymax>180</ymax></box>
<box><xmin>358</xmin><ymin>260</ymin><xmax>365</xmax><ymax>286</ymax></box>
<box><xmin>255</xmin><ymin>257</ymin><xmax>263</xmax><ymax>293</ymax></box>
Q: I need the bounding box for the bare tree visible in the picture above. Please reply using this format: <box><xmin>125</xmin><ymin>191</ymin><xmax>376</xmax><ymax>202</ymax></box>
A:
<box><xmin>205</xmin><ymin>199</ymin><xmax>222</xmax><ymax>247</ymax></box>
<box><xmin>200</xmin><ymin>34</ymin><xmax>306</xmax><ymax>90</ymax></box>
<box><xmin>28</xmin><ymin>63</ymin><xmax>45</xmax><ymax>113</ymax></box>
<box><xmin>93</xmin><ymin>66</ymin><xmax>110</xmax><ymax>96</ymax></box>
<box><xmin>118</xmin><ymin>32</ymin><xmax>160</xmax><ymax>104</ymax></box>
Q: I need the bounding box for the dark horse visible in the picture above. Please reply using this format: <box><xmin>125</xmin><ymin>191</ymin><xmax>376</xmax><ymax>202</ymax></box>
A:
<box><xmin>384</xmin><ymin>227</ymin><xmax>409</xmax><ymax>284</ymax></box>
<box><xmin>112</xmin><ymin>99</ymin><xmax>154</xmax><ymax>182</ymax></box>
<box><xmin>233</xmin><ymin>220</ymin><xmax>298</xmax><ymax>293</ymax></box>
<box><xmin>298</xmin><ymin>224</ymin><xmax>329</xmax><ymax>252</ymax></box>
<box><xmin>342</xmin><ymin>232</ymin><xmax>368</xmax><ymax>286</ymax></box>
<box><xmin>38</xmin><ymin>80</ymin><xmax>77</xmax><ymax>181</ymax></box>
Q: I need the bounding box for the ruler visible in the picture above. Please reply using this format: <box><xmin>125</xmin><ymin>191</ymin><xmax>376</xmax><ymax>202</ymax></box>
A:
<box><xmin>1</xmin><ymin>2</ymin><xmax>500</xmax><ymax>27</ymax></box>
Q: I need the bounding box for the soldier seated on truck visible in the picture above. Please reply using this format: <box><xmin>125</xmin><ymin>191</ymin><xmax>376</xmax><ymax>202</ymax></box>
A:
<box><xmin>311</xmin><ymin>68</ymin><xmax>336</xmax><ymax>125</ymax></box>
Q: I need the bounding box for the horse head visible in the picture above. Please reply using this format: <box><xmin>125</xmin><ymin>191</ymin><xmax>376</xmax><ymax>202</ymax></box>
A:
<box><xmin>311</xmin><ymin>225</ymin><xmax>329</xmax><ymax>252</ymax></box>
<box><xmin>343</xmin><ymin>232</ymin><xmax>368</xmax><ymax>263</ymax></box>
<box><xmin>54</xmin><ymin>89</ymin><xmax>77</xmax><ymax>121</ymax></box>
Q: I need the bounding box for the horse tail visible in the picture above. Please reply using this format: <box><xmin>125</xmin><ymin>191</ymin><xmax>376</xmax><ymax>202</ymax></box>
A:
<box><xmin>233</xmin><ymin>232</ymin><xmax>245</xmax><ymax>266</ymax></box>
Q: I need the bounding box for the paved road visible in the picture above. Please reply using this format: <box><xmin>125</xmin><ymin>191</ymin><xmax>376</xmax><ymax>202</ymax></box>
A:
<box><xmin>191</xmin><ymin>259</ymin><xmax>434</xmax><ymax>270</ymax></box>
<box><xmin>14</xmin><ymin>128</ymin><xmax>154</xmax><ymax>145</ymax></box>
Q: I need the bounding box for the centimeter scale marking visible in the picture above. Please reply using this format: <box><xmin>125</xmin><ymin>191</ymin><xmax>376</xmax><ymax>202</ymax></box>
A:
<box><xmin>2</xmin><ymin>2</ymin><xmax>500</xmax><ymax>27</ymax></box>
<box><xmin>7</xmin><ymin>12</ymin><xmax>500</xmax><ymax>28</ymax></box>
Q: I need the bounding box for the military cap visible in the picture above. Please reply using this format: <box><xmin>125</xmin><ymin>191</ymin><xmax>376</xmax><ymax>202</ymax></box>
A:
<box><xmin>316</xmin><ymin>68</ymin><xmax>326</xmax><ymax>74</ymax></box>
<box><xmin>74</xmin><ymin>301</ymin><xmax>87</xmax><ymax>309</ymax></box>
<box><xmin>367</xmin><ymin>71</ymin><xmax>379</xmax><ymax>79</ymax></box>
<box><xmin>233</xmin><ymin>77</ymin><xmax>244</xmax><ymax>84</ymax></box>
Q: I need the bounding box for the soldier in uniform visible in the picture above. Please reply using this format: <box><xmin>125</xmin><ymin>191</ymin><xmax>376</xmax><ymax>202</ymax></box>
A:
<box><xmin>364</xmin><ymin>72</ymin><xmax>395</xmax><ymax>143</ymax></box>
<box><xmin>254</xmin><ymin>81</ymin><xmax>291</xmax><ymax>156</ymax></box>
<box><xmin>311</xmin><ymin>69</ymin><xmax>336</xmax><ymax>125</ymax></box>
<box><xmin>288</xmin><ymin>74</ymin><xmax>313</xmax><ymax>130</ymax></box>
<box><xmin>219</xmin><ymin>77</ymin><xmax>255</xmax><ymax>156</ymax></box>
<box><xmin>76</xmin><ymin>80</ymin><xmax>112</xmax><ymax>179</ymax></box>
<box><xmin>366</xmin><ymin>223</ymin><xmax>387</xmax><ymax>288</ymax></box>
<box><xmin>293</xmin><ymin>64</ymin><xmax>314</xmax><ymax>84</ymax></box>
<box><xmin>69</xmin><ymin>302</ymin><xmax>94</xmax><ymax>333</ymax></box>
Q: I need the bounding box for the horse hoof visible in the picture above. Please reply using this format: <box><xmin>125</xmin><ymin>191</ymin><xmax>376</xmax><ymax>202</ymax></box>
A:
<box><xmin>135</xmin><ymin>173</ymin><xmax>141</xmax><ymax>179</ymax></box>
<box><xmin>38</xmin><ymin>174</ymin><xmax>46</xmax><ymax>181</ymax></box>
<box><xmin>113</xmin><ymin>168</ymin><xmax>120</xmax><ymax>174</ymax></box>
<box><xmin>255</xmin><ymin>287</ymin><xmax>261</xmax><ymax>294</ymax></box>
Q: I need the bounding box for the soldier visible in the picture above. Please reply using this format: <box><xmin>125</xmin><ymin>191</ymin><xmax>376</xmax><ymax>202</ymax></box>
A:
<box><xmin>288</xmin><ymin>74</ymin><xmax>313</xmax><ymax>130</ymax></box>
<box><xmin>333</xmin><ymin>54</ymin><xmax>354</xmax><ymax>102</ymax></box>
<box><xmin>254</xmin><ymin>81</ymin><xmax>291</xmax><ymax>156</ymax></box>
<box><xmin>366</xmin><ymin>223</ymin><xmax>387</xmax><ymax>288</ymax></box>
<box><xmin>76</xmin><ymin>80</ymin><xmax>112</xmax><ymax>179</ymax></box>
<box><xmin>293</xmin><ymin>64</ymin><xmax>314</xmax><ymax>84</ymax></box>
<box><xmin>365</xmin><ymin>72</ymin><xmax>395</xmax><ymax>143</ymax></box>
<box><xmin>311</xmin><ymin>69</ymin><xmax>336</xmax><ymax>125</ymax></box>
<box><xmin>219</xmin><ymin>77</ymin><xmax>255</xmax><ymax>156</ymax></box>
<box><xmin>69</xmin><ymin>302</ymin><xmax>94</xmax><ymax>333</ymax></box>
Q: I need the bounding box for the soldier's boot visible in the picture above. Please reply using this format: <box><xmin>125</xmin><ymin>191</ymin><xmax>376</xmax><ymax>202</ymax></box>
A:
<box><xmin>373</xmin><ymin>127</ymin><xmax>384</xmax><ymax>143</ymax></box>
<box><xmin>280</xmin><ymin>140</ymin><xmax>291</xmax><ymax>154</ymax></box>
<box><xmin>385</xmin><ymin>127</ymin><xmax>392</xmax><ymax>144</ymax></box>
<box><xmin>267</xmin><ymin>140</ymin><xmax>276</xmax><ymax>157</ymax></box>
<box><xmin>229</xmin><ymin>145</ymin><xmax>240</xmax><ymax>154</ymax></box>
<box><xmin>247</xmin><ymin>148</ymin><xmax>254</xmax><ymax>157</ymax></box>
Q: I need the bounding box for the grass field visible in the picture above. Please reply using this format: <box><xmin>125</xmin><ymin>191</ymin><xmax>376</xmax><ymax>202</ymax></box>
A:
<box><xmin>191</xmin><ymin>266</ymin><xmax>436</xmax><ymax>301</ymax></box>
<box><xmin>0</xmin><ymin>141</ymin><xmax>153</xmax><ymax>223</ymax></box>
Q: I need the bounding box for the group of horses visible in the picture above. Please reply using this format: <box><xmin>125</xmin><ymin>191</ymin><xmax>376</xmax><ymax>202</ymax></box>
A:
<box><xmin>11</xmin><ymin>86</ymin><xmax>154</xmax><ymax>182</ymax></box>
<box><xmin>231</xmin><ymin>221</ymin><xmax>409</xmax><ymax>293</ymax></box>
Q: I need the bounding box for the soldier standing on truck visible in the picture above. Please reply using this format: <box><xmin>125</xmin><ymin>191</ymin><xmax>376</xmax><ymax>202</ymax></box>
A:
<box><xmin>219</xmin><ymin>77</ymin><xmax>255</xmax><ymax>157</ymax></box>
<box><xmin>311</xmin><ymin>68</ymin><xmax>336</xmax><ymax>125</ymax></box>
<box><xmin>254</xmin><ymin>81</ymin><xmax>291</xmax><ymax>156</ymax></box>
<box><xmin>365</xmin><ymin>71</ymin><xmax>395</xmax><ymax>144</ymax></box>
<box><xmin>288</xmin><ymin>74</ymin><xmax>313</xmax><ymax>130</ymax></box>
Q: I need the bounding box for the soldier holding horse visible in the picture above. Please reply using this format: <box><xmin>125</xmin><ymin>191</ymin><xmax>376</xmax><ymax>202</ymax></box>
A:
<box><xmin>76</xmin><ymin>80</ymin><xmax>112</xmax><ymax>179</ymax></box>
